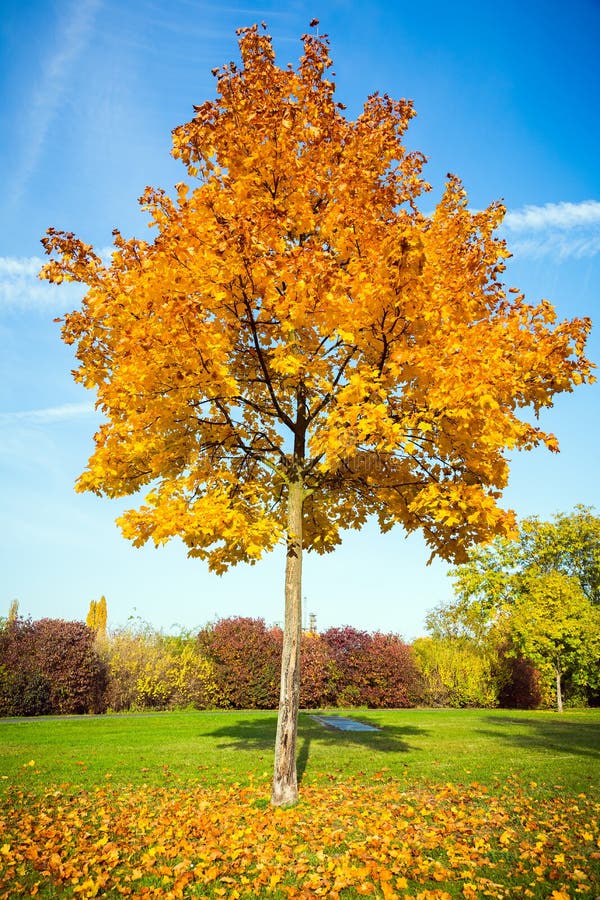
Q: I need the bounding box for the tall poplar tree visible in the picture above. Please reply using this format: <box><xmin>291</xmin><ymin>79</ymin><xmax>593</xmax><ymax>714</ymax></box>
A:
<box><xmin>86</xmin><ymin>596</ymin><xmax>108</xmax><ymax>640</ymax></box>
<box><xmin>41</xmin><ymin>24</ymin><xmax>594</xmax><ymax>805</ymax></box>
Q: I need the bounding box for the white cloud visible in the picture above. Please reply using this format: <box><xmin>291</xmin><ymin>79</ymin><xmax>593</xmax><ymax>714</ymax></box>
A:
<box><xmin>0</xmin><ymin>257</ymin><xmax>42</xmax><ymax>278</ymax></box>
<box><xmin>504</xmin><ymin>200</ymin><xmax>600</xmax><ymax>232</ymax></box>
<box><xmin>503</xmin><ymin>200</ymin><xmax>600</xmax><ymax>260</ymax></box>
<box><xmin>504</xmin><ymin>234</ymin><xmax>600</xmax><ymax>261</ymax></box>
<box><xmin>0</xmin><ymin>402</ymin><xmax>96</xmax><ymax>426</ymax></box>
<box><xmin>0</xmin><ymin>255</ymin><xmax>84</xmax><ymax>311</ymax></box>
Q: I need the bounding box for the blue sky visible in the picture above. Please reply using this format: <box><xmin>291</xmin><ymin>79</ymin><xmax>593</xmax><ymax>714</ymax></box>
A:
<box><xmin>1</xmin><ymin>0</ymin><xmax>599</xmax><ymax>638</ymax></box>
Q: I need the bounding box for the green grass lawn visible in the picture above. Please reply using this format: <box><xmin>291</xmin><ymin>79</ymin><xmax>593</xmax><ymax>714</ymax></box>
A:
<box><xmin>1</xmin><ymin>707</ymin><xmax>598</xmax><ymax>796</ymax></box>
<box><xmin>1</xmin><ymin>708</ymin><xmax>599</xmax><ymax>898</ymax></box>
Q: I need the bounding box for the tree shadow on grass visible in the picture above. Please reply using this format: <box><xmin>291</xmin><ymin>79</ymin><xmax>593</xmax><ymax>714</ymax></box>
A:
<box><xmin>205</xmin><ymin>712</ymin><xmax>428</xmax><ymax>784</ymax></box>
<box><xmin>477</xmin><ymin>715</ymin><xmax>600</xmax><ymax>762</ymax></box>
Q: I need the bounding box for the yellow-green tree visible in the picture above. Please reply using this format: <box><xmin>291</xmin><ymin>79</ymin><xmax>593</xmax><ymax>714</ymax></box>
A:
<box><xmin>507</xmin><ymin>572</ymin><xmax>600</xmax><ymax>712</ymax></box>
<box><xmin>41</xmin><ymin>24</ymin><xmax>593</xmax><ymax>804</ymax></box>
<box><xmin>432</xmin><ymin>508</ymin><xmax>600</xmax><ymax>709</ymax></box>
<box><xmin>450</xmin><ymin>507</ymin><xmax>600</xmax><ymax>612</ymax></box>
<box><xmin>413</xmin><ymin>636</ymin><xmax>498</xmax><ymax>708</ymax></box>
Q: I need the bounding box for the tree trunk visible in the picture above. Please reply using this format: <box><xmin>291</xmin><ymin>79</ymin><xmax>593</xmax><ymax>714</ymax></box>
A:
<box><xmin>556</xmin><ymin>667</ymin><xmax>563</xmax><ymax>713</ymax></box>
<box><xmin>271</xmin><ymin>479</ymin><xmax>303</xmax><ymax>806</ymax></box>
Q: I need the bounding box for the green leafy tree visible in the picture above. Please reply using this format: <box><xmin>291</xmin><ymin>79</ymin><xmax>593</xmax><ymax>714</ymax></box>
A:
<box><xmin>518</xmin><ymin>507</ymin><xmax>600</xmax><ymax>604</ymax></box>
<box><xmin>432</xmin><ymin>508</ymin><xmax>600</xmax><ymax>708</ymax></box>
<box><xmin>507</xmin><ymin>572</ymin><xmax>600</xmax><ymax>712</ymax></box>
<box><xmin>451</xmin><ymin>506</ymin><xmax>600</xmax><ymax>611</ymax></box>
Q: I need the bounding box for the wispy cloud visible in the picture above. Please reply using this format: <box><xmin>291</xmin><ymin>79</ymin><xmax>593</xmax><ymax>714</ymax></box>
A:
<box><xmin>0</xmin><ymin>256</ymin><xmax>84</xmax><ymax>311</ymax></box>
<box><xmin>8</xmin><ymin>0</ymin><xmax>101</xmax><ymax>208</ymax></box>
<box><xmin>505</xmin><ymin>200</ymin><xmax>600</xmax><ymax>231</ymax></box>
<box><xmin>503</xmin><ymin>200</ymin><xmax>600</xmax><ymax>259</ymax></box>
<box><xmin>0</xmin><ymin>402</ymin><xmax>96</xmax><ymax>426</ymax></box>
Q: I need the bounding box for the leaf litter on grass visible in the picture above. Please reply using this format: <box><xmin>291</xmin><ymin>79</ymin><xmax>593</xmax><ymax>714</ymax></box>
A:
<box><xmin>0</xmin><ymin>774</ymin><xmax>598</xmax><ymax>898</ymax></box>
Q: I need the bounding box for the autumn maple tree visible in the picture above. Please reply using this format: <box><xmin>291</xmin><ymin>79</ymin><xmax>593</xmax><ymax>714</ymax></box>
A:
<box><xmin>41</xmin><ymin>23</ymin><xmax>594</xmax><ymax>805</ymax></box>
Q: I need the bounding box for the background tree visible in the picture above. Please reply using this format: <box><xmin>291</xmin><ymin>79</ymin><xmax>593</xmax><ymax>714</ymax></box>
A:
<box><xmin>0</xmin><ymin>615</ymin><xmax>53</xmax><ymax>718</ymax></box>
<box><xmin>0</xmin><ymin>600</ymin><xmax>20</xmax><ymax>633</ymax></box>
<box><xmin>451</xmin><ymin>507</ymin><xmax>600</xmax><ymax>613</ymax></box>
<box><xmin>299</xmin><ymin>631</ymin><xmax>338</xmax><ymax>708</ymax></box>
<box><xmin>495</xmin><ymin>653</ymin><xmax>545</xmax><ymax>710</ymax></box>
<box><xmin>103</xmin><ymin>620</ymin><xmax>218</xmax><ymax>711</ymax></box>
<box><xmin>321</xmin><ymin>627</ymin><xmax>374</xmax><ymax>707</ymax></box>
<box><xmin>86</xmin><ymin>596</ymin><xmax>108</xmax><ymax>640</ymax></box>
<box><xmin>518</xmin><ymin>507</ymin><xmax>600</xmax><ymax>605</ymax></box>
<box><xmin>359</xmin><ymin>632</ymin><xmax>420</xmax><ymax>708</ymax></box>
<box><xmin>434</xmin><ymin>508</ymin><xmax>600</xmax><ymax>708</ymax></box>
<box><xmin>506</xmin><ymin>572</ymin><xmax>600</xmax><ymax>712</ymax></box>
<box><xmin>318</xmin><ymin>627</ymin><xmax>418</xmax><ymax>707</ymax></box>
<box><xmin>7</xmin><ymin>600</ymin><xmax>19</xmax><ymax>624</ymax></box>
<box><xmin>41</xmin><ymin>24</ymin><xmax>594</xmax><ymax>804</ymax></box>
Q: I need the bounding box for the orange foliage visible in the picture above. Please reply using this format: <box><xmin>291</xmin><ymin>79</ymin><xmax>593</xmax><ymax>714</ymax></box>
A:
<box><xmin>1</xmin><ymin>777</ymin><xmax>598</xmax><ymax>897</ymax></box>
<box><xmin>39</xmin><ymin>24</ymin><xmax>593</xmax><ymax>571</ymax></box>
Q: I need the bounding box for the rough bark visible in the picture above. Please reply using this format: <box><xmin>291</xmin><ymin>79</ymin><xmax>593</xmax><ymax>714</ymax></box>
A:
<box><xmin>271</xmin><ymin>478</ymin><xmax>303</xmax><ymax>806</ymax></box>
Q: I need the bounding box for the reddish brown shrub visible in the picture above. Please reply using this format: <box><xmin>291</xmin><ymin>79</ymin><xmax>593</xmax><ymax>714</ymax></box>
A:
<box><xmin>299</xmin><ymin>632</ymin><xmax>337</xmax><ymax>708</ymax></box>
<box><xmin>0</xmin><ymin>617</ymin><xmax>107</xmax><ymax>715</ymax></box>
<box><xmin>198</xmin><ymin>617</ymin><xmax>282</xmax><ymax>708</ymax></box>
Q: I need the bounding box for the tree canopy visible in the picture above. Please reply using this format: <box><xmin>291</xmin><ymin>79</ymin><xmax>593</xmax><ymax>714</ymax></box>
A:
<box><xmin>41</xmin><ymin>26</ymin><xmax>593</xmax><ymax>569</ymax></box>
<box><xmin>507</xmin><ymin>571</ymin><xmax>600</xmax><ymax>711</ymax></box>
<box><xmin>40</xmin><ymin>24</ymin><xmax>594</xmax><ymax>802</ymax></box>
<box><xmin>449</xmin><ymin>506</ymin><xmax>600</xmax><ymax>614</ymax></box>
